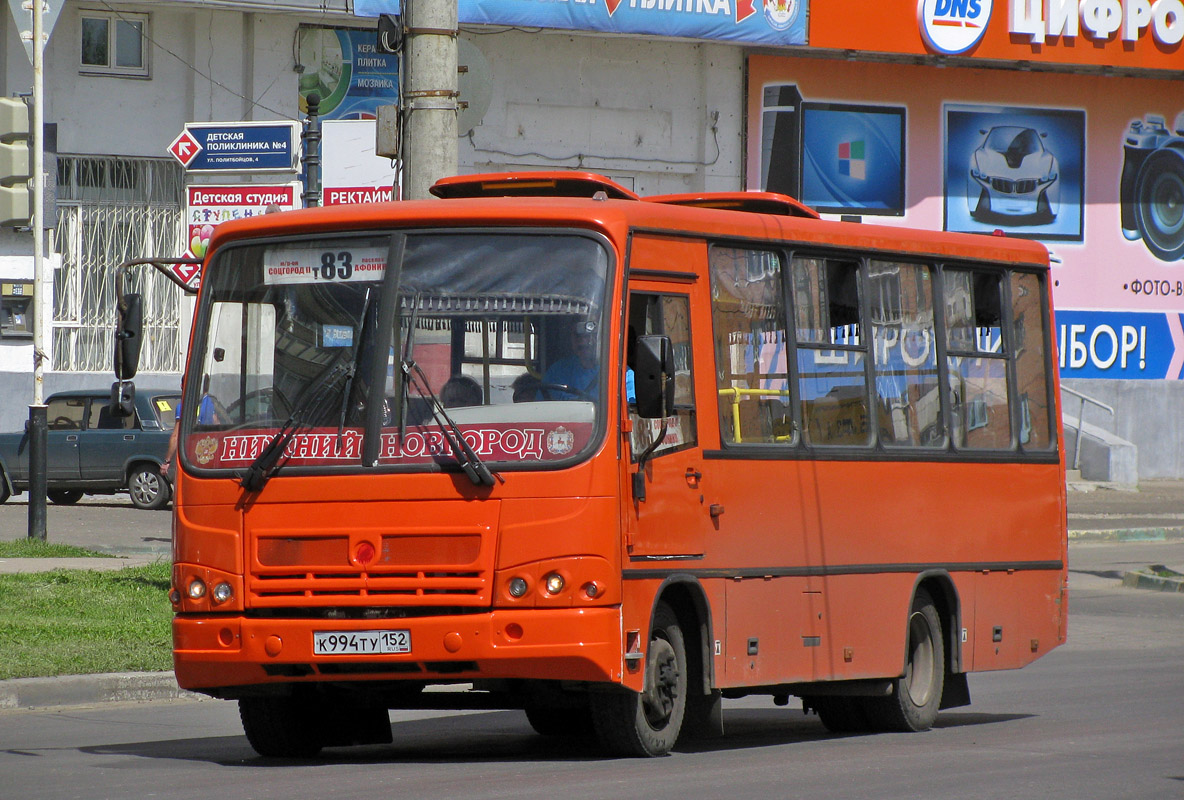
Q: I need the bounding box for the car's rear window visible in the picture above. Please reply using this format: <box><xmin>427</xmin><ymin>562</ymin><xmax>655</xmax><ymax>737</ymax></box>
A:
<box><xmin>150</xmin><ymin>395</ymin><xmax>181</xmax><ymax>430</ymax></box>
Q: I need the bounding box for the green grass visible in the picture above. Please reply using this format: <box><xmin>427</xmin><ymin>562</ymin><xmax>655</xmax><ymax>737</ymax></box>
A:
<box><xmin>0</xmin><ymin>562</ymin><xmax>173</xmax><ymax>680</ymax></box>
<box><xmin>0</xmin><ymin>538</ymin><xmax>113</xmax><ymax>559</ymax></box>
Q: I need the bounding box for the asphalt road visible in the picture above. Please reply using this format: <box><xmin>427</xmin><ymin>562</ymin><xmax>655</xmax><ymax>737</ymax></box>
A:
<box><xmin>2</xmin><ymin>537</ymin><xmax>1182</xmax><ymax>800</ymax></box>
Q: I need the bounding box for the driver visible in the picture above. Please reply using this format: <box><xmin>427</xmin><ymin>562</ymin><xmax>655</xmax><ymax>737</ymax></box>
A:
<box><xmin>540</xmin><ymin>322</ymin><xmax>598</xmax><ymax>399</ymax></box>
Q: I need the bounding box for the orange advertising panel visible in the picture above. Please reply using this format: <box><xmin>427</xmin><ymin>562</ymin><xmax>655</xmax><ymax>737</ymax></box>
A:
<box><xmin>811</xmin><ymin>0</ymin><xmax>1184</xmax><ymax>72</ymax></box>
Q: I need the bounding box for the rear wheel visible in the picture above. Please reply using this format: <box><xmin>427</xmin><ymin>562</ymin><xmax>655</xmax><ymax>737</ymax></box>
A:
<box><xmin>590</xmin><ymin>603</ymin><xmax>687</xmax><ymax>757</ymax></box>
<box><xmin>238</xmin><ymin>696</ymin><xmax>324</xmax><ymax>758</ymax></box>
<box><xmin>808</xmin><ymin>695</ymin><xmax>874</xmax><ymax>733</ymax></box>
<box><xmin>128</xmin><ymin>463</ymin><xmax>169</xmax><ymax>510</ymax></box>
<box><xmin>47</xmin><ymin>489</ymin><xmax>84</xmax><ymax>505</ymax></box>
<box><xmin>868</xmin><ymin>588</ymin><xmax>945</xmax><ymax>732</ymax></box>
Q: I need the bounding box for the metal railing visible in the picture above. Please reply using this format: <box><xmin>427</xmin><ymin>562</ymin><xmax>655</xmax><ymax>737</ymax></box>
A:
<box><xmin>1061</xmin><ymin>385</ymin><xmax>1115</xmax><ymax>471</ymax></box>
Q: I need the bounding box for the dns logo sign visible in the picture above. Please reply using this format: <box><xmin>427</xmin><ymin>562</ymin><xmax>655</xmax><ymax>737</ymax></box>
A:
<box><xmin>917</xmin><ymin>0</ymin><xmax>994</xmax><ymax>54</ymax></box>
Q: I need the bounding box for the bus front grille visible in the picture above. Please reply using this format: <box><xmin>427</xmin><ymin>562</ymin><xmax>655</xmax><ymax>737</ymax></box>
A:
<box><xmin>247</xmin><ymin>531</ymin><xmax>491</xmax><ymax>608</ymax></box>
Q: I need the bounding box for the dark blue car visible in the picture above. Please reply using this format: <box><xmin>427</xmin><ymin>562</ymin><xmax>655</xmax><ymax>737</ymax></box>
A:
<box><xmin>0</xmin><ymin>388</ymin><xmax>180</xmax><ymax>509</ymax></box>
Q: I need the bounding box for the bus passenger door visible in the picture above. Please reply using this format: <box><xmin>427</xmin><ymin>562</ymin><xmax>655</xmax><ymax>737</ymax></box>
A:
<box><xmin>625</xmin><ymin>266</ymin><xmax>712</xmax><ymax>559</ymax></box>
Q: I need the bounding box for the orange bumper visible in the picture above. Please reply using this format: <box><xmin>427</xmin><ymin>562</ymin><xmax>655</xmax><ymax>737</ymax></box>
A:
<box><xmin>174</xmin><ymin>607</ymin><xmax>624</xmax><ymax>692</ymax></box>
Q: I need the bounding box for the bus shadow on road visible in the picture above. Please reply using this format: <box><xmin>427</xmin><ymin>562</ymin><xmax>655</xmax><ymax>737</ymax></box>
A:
<box><xmin>676</xmin><ymin>708</ymin><xmax>1035</xmax><ymax>754</ymax></box>
<box><xmin>81</xmin><ymin>706</ymin><xmax>1035</xmax><ymax>766</ymax></box>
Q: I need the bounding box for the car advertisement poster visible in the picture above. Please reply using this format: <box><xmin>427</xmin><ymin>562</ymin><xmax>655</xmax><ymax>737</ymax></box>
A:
<box><xmin>746</xmin><ymin>55</ymin><xmax>1184</xmax><ymax>381</ymax></box>
<box><xmin>944</xmin><ymin>105</ymin><xmax>1084</xmax><ymax>241</ymax></box>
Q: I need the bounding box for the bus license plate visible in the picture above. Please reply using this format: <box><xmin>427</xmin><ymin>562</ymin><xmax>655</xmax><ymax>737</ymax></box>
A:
<box><xmin>313</xmin><ymin>630</ymin><xmax>411</xmax><ymax>655</ymax></box>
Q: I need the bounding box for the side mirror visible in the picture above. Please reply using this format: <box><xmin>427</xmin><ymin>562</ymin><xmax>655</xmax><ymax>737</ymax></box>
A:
<box><xmin>634</xmin><ymin>334</ymin><xmax>675</xmax><ymax>420</ymax></box>
<box><xmin>114</xmin><ymin>293</ymin><xmax>143</xmax><ymax>380</ymax></box>
<box><xmin>110</xmin><ymin>380</ymin><xmax>135</xmax><ymax>417</ymax></box>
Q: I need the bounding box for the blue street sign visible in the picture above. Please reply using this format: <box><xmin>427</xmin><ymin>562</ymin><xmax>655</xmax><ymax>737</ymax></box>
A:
<box><xmin>178</xmin><ymin>122</ymin><xmax>298</xmax><ymax>173</ymax></box>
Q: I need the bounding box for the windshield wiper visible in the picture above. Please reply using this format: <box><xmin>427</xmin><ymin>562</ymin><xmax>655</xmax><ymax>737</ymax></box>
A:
<box><xmin>396</xmin><ymin>293</ymin><xmax>421</xmax><ymax>440</ymax></box>
<box><xmin>405</xmin><ymin>361</ymin><xmax>502</xmax><ymax>487</ymax></box>
<box><xmin>239</xmin><ymin>352</ymin><xmax>350</xmax><ymax>493</ymax></box>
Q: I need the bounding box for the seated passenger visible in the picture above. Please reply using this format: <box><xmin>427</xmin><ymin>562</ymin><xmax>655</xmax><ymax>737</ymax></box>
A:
<box><xmin>440</xmin><ymin>375</ymin><xmax>483</xmax><ymax>408</ymax></box>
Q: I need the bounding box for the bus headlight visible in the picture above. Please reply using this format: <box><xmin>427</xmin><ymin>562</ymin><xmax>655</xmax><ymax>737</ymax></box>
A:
<box><xmin>187</xmin><ymin>579</ymin><xmax>207</xmax><ymax>600</ymax></box>
<box><xmin>508</xmin><ymin>577</ymin><xmax>529</xmax><ymax>598</ymax></box>
<box><xmin>212</xmin><ymin>582</ymin><xmax>233</xmax><ymax>604</ymax></box>
<box><xmin>544</xmin><ymin>572</ymin><xmax>565</xmax><ymax>595</ymax></box>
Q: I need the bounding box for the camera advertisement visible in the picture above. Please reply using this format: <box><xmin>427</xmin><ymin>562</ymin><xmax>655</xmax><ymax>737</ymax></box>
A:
<box><xmin>747</xmin><ymin>55</ymin><xmax>1184</xmax><ymax>382</ymax></box>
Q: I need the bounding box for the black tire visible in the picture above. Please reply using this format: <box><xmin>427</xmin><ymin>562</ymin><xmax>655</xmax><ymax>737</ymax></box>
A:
<box><xmin>524</xmin><ymin>703</ymin><xmax>593</xmax><ymax>737</ymax></box>
<box><xmin>590</xmin><ymin>603</ymin><xmax>687</xmax><ymax>757</ymax></box>
<box><xmin>807</xmin><ymin>695</ymin><xmax>874</xmax><ymax>734</ymax></box>
<box><xmin>1134</xmin><ymin>149</ymin><xmax>1184</xmax><ymax>262</ymax></box>
<box><xmin>127</xmin><ymin>463</ymin><xmax>169</xmax><ymax>510</ymax></box>
<box><xmin>47</xmin><ymin>489</ymin><xmax>84</xmax><ymax>505</ymax></box>
<box><xmin>238</xmin><ymin>696</ymin><xmax>324</xmax><ymax>758</ymax></box>
<box><xmin>0</xmin><ymin>477</ymin><xmax>10</xmax><ymax>504</ymax></box>
<box><xmin>867</xmin><ymin>588</ymin><xmax>945</xmax><ymax>732</ymax></box>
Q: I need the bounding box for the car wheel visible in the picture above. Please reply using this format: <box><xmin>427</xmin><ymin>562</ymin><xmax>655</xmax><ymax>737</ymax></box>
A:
<box><xmin>47</xmin><ymin>489</ymin><xmax>84</xmax><ymax>505</ymax></box>
<box><xmin>128</xmin><ymin>463</ymin><xmax>170</xmax><ymax>510</ymax></box>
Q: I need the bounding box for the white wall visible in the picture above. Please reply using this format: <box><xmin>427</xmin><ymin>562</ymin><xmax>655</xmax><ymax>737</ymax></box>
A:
<box><xmin>456</xmin><ymin>31</ymin><xmax>743</xmax><ymax>196</ymax></box>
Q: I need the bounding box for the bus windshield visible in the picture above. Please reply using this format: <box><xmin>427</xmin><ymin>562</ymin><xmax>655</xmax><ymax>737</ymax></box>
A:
<box><xmin>184</xmin><ymin>230</ymin><xmax>612</xmax><ymax>475</ymax></box>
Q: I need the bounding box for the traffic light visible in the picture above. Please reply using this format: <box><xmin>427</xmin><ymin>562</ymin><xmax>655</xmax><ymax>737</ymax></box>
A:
<box><xmin>0</xmin><ymin>97</ymin><xmax>31</xmax><ymax>227</ymax></box>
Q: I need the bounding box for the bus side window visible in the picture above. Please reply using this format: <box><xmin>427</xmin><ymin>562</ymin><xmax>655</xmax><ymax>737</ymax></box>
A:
<box><xmin>943</xmin><ymin>269</ymin><xmax>1011</xmax><ymax>450</ymax></box>
<box><xmin>1010</xmin><ymin>271</ymin><xmax>1054</xmax><ymax>450</ymax></box>
<box><xmin>627</xmin><ymin>292</ymin><xmax>697</xmax><ymax>459</ymax></box>
<box><xmin>869</xmin><ymin>260</ymin><xmax>942</xmax><ymax>448</ymax></box>
<box><xmin>708</xmin><ymin>246</ymin><xmax>793</xmax><ymax>445</ymax></box>
<box><xmin>793</xmin><ymin>256</ymin><xmax>871</xmax><ymax>447</ymax></box>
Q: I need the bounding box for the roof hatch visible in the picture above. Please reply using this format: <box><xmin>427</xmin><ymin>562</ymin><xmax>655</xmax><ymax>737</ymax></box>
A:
<box><xmin>430</xmin><ymin>171</ymin><xmax>640</xmax><ymax>200</ymax></box>
<box><xmin>644</xmin><ymin>191</ymin><xmax>819</xmax><ymax>219</ymax></box>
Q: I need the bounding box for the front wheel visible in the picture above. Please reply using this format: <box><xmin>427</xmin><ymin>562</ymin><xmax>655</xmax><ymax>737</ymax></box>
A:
<box><xmin>127</xmin><ymin>464</ymin><xmax>169</xmax><ymax>510</ymax></box>
<box><xmin>239</xmin><ymin>697</ymin><xmax>323</xmax><ymax>758</ymax></box>
<box><xmin>868</xmin><ymin>588</ymin><xmax>945</xmax><ymax>732</ymax></box>
<box><xmin>590</xmin><ymin>603</ymin><xmax>687</xmax><ymax>757</ymax></box>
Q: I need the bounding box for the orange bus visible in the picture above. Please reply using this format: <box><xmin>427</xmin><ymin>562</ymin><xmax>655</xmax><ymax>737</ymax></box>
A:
<box><xmin>132</xmin><ymin>171</ymin><xmax>1066</xmax><ymax>758</ymax></box>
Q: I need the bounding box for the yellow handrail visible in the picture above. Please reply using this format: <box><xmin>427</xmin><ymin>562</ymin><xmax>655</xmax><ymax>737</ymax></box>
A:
<box><xmin>717</xmin><ymin>386</ymin><xmax>791</xmax><ymax>443</ymax></box>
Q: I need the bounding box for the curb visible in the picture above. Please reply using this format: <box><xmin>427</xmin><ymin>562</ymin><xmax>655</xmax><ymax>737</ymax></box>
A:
<box><xmin>1121</xmin><ymin>569</ymin><xmax>1184</xmax><ymax>593</ymax></box>
<box><xmin>0</xmin><ymin>671</ymin><xmax>201</xmax><ymax>711</ymax></box>
<box><xmin>1067</xmin><ymin>526</ymin><xmax>1184</xmax><ymax>542</ymax></box>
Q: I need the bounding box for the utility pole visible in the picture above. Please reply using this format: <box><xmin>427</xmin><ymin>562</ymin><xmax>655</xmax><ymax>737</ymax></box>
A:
<box><xmin>27</xmin><ymin>0</ymin><xmax>46</xmax><ymax>541</ymax></box>
<box><xmin>402</xmin><ymin>0</ymin><xmax>458</xmax><ymax>200</ymax></box>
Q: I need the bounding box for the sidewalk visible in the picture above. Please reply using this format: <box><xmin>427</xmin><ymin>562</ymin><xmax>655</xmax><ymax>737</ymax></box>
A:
<box><xmin>1066</xmin><ymin>478</ymin><xmax>1184</xmax><ymax>542</ymax></box>
<box><xmin>2</xmin><ymin>480</ymin><xmax>1182</xmax><ymax>711</ymax></box>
